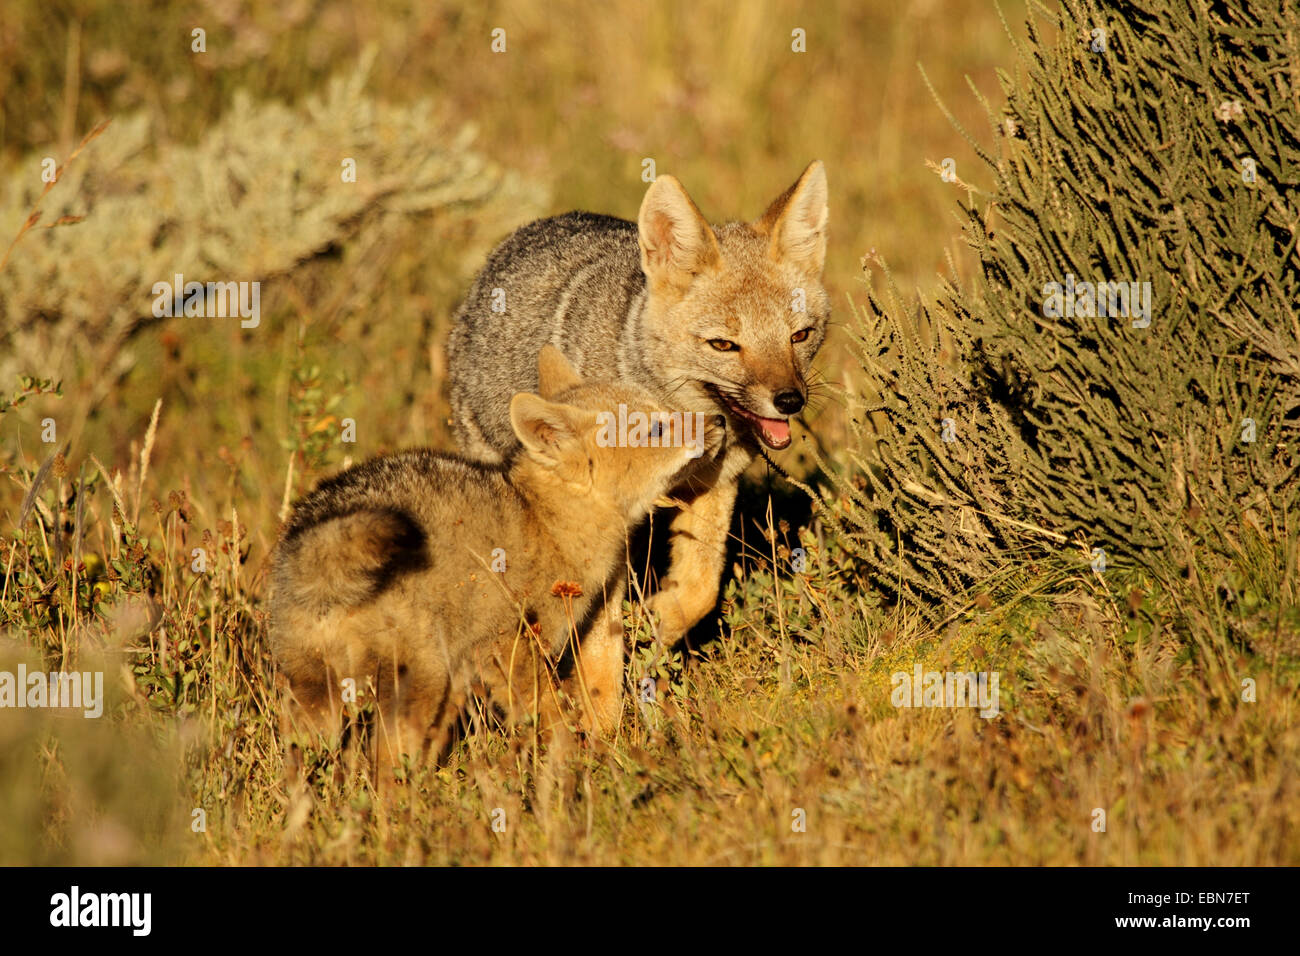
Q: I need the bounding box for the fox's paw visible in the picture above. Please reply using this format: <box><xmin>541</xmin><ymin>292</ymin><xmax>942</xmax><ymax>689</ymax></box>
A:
<box><xmin>644</xmin><ymin>584</ymin><xmax>710</xmax><ymax>646</ymax></box>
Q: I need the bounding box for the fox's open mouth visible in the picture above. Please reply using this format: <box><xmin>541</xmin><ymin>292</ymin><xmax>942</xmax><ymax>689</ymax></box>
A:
<box><xmin>706</xmin><ymin>385</ymin><xmax>792</xmax><ymax>450</ymax></box>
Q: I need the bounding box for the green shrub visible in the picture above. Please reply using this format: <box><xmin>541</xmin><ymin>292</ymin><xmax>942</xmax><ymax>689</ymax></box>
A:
<box><xmin>827</xmin><ymin>0</ymin><xmax>1299</xmax><ymax>625</ymax></box>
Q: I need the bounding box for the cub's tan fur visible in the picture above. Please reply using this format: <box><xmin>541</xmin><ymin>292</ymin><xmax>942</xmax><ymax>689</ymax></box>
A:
<box><xmin>270</xmin><ymin>347</ymin><xmax>723</xmax><ymax>767</ymax></box>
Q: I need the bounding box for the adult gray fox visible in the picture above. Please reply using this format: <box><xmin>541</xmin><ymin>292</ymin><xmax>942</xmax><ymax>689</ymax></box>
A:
<box><xmin>447</xmin><ymin>162</ymin><xmax>829</xmax><ymax>731</ymax></box>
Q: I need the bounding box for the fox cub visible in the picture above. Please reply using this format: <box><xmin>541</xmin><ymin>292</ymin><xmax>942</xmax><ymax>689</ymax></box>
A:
<box><xmin>448</xmin><ymin>162</ymin><xmax>829</xmax><ymax>715</ymax></box>
<box><xmin>270</xmin><ymin>347</ymin><xmax>723</xmax><ymax>767</ymax></box>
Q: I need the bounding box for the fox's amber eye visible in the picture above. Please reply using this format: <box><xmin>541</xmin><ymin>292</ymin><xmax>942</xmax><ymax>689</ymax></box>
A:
<box><xmin>709</xmin><ymin>339</ymin><xmax>739</xmax><ymax>352</ymax></box>
<box><xmin>791</xmin><ymin>329</ymin><xmax>811</xmax><ymax>344</ymax></box>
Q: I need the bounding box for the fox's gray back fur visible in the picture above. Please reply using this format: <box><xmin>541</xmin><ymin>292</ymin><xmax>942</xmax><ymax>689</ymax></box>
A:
<box><xmin>449</xmin><ymin>212</ymin><xmax>654</xmax><ymax>460</ymax></box>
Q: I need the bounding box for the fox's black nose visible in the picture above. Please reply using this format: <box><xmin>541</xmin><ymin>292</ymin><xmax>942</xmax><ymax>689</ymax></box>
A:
<box><xmin>713</xmin><ymin>414</ymin><xmax>726</xmax><ymax>429</ymax></box>
<box><xmin>773</xmin><ymin>390</ymin><xmax>805</xmax><ymax>415</ymax></box>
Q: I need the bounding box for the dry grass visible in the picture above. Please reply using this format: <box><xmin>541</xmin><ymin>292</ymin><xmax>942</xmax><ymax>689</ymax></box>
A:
<box><xmin>4</xmin><ymin>436</ymin><xmax>1295</xmax><ymax>865</ymax></box>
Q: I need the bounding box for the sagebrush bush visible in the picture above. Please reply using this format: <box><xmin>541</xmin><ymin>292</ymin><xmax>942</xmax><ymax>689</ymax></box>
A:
<box><xmin>828</xmin><ymin>0</ymin><xmax>1299</xmax><ymax>626</ymax></box>
<box><xmin>0</xmin><ymin>50</ymin><xmax>547</xmax><ymax>393</ymax></box>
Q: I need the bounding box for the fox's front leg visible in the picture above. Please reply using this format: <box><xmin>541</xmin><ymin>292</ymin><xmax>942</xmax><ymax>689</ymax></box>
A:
<box><xmin>647</xmin><ymin>477</ymin><xmax>738</xmax><ymax>646</ymax></box>
<box><xmin>566</xmin><ymin>578</ymin><xmax>627</xmax><ymax>735</ymax></box>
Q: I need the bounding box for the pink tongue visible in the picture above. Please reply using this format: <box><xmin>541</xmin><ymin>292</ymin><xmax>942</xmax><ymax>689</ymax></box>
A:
<box><xmin>758</xmin><ymin>418</ymin><xmax>791</xmax><ymax>448</ymax></box>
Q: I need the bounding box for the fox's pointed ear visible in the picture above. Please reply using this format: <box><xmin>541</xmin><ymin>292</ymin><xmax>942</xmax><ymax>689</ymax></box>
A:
<box><xmin>637</xmin><ymin>175</ymin><xmax>722</xmax><ymax>296</ymax></box>
<box><xmin>757</xmin><ymin>160</ymin><xmax>828</xmax><ymax>277</ymax></box>
<box><xmin>509</xmin><ymin>392</ymin><xmax>580</xmax><ymax>465</ymax></box>
<box><xmin>536</xmin><ymin>345</ymin><xmax>583</xmax><ymax>400</ymax></box>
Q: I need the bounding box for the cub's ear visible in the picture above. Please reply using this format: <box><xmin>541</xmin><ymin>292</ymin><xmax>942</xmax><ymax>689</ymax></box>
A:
<box><xmin>637</xmin><ymin>174</ymin><xmax>722</xmax><ymax>297</ymax></box>
<box><xmin>536</xmin><ymin>345</ymin><xmax>583</xmax><ymax>400</ymax></box>
<box><xmin>755</xmin><ymin>160</ymin><xmax>828</xmax><ymax>277</ymax></box>
<box><xmin>509</xmin><ymin>392</ymin><xmax>581</xmax><ymax>466</ymax></box>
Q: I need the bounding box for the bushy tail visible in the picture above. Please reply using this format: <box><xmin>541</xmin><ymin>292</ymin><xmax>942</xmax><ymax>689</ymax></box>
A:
<box><xmin>273</xmin><ymin>508</ymin><xmax>427</xmax><ymax>612</ymax></box>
